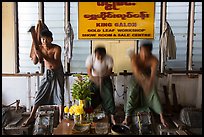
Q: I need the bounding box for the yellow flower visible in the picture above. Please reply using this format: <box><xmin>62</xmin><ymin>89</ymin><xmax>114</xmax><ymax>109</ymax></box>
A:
<box><xmin>64</xmin><ymin>106</ymin><xmax>69</xmax><ymax>113</ymax></box>
<box><xmin>68</xmin><ymin>104</ymin><xmax>84</xmax><ymax>115</ymax></box>
<box><xmin>69</xmin><ymin>104</ymin><xmax>77</xmax><ymax>115</ymax></box>
<box><xmin>75</xmin><ymin>105</ymin><xmax>84</xmax><ymax>115</ymax></box>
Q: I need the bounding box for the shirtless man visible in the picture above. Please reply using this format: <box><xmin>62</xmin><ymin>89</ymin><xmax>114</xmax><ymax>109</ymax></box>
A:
<box><xmin>23</xmin><ymin>28</ymin><xmax>64</xmax><ymax>126</ymax></box>
<box><xmin>123</xmin><ymin>40</ymin><xmax>167</xmax><ymax>128</ymax></box>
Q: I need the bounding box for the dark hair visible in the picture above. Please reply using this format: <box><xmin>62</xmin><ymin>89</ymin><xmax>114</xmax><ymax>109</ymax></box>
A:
<box><xmin>40</xmin><ymin>29</ymin><xmax>53</xmax><ymax>38</ymax></box>
<box><xmin>94</xmin><ymin>46</ymin><xmax>106</xmax><ymax>56</ymax></box>
<box><xmin>140</xmin><ymin>40</ymin><xmax>153</xmax><ymax>52</ymax></box>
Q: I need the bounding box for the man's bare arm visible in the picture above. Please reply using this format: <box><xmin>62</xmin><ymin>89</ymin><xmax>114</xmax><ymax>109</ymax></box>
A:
<box><xmin>149</xmin><ymin>58</ymin><xmax>158</xmax><ymax>89</ymax></box>
<box><xmin>87</xmin><ymin>66</ymin><xmax>100</xmax><ymax>86</ymax></box>
<box><xmin>28</xmin><ymin>26</ymin><xmax>43</xmax><ymax>63</ymax></box>
<box><xmin>143</xmin><ymin>57</ymin><xmax>158</xmax><ymax>93</ymax></box>
<box><xmin>104</xmin><ymin>68</ymin><xmax>113</xmax><ymax>77</ymax></box>
<box><xmin>127</xmin><ymin>48</ymin><xmax>145</xmax><ymax>83</ymax></box>
<box><xmin>130</xmin><ymin>54</ymin><xmax>145</xmax><ymax>85</ymax></box>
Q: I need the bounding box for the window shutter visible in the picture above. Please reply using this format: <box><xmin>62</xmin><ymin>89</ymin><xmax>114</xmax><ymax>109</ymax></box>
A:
<box><xmin>18</xmin><ymin>2</ymin><xmax>40</xmax><ymax>73</ymax></box>
<box><xmin>152</xmin><ymin>2</ymin><xmax>161</xmax><ymax>60</ymax></box>
<box><xmin>165</xmin><ymin>2</ymin><xmax>189</xmax><ymax>71</ymax></box>
<box><xmin>70</xmin><ymin>2</ymin><xmax>91</xmax><ymax>73</ymax></box>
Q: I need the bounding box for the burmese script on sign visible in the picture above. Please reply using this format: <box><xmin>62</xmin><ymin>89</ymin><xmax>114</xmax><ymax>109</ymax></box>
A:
<box><xmin>78</xmin><ymin>2</ymin><xmax>155</xmax><ymax>39</ymax></box>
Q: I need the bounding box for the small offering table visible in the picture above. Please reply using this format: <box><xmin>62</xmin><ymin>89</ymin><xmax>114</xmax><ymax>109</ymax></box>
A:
<box><xmin>52</xmin><ymin>116</ymin><xmax>109</xmax><ymax>135</ymax></box>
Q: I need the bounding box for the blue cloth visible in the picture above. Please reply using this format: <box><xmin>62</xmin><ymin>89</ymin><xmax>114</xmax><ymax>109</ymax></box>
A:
<box><xmin>34</xmin><ymin>65</ymin><xmax>64</xmax><ymax>106</ymax></box>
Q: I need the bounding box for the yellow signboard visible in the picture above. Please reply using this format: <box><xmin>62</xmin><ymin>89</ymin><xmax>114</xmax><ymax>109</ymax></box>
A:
<box><xmin>78</xmin><ymin>2</ymin><xmax>155</xmax><ymax>39</ymax></box>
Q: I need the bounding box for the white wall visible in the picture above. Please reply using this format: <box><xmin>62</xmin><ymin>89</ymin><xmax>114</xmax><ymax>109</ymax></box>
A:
<box><xmin>2</xmin><ymin>74</ymin><xmax>202</xmax><ymax>111</ymax></box>
<box><xmin>2</xmin><ymin>76</ymin><xmax>36</xmax><ymax>111</ymax></box>
<box><xmin>113</xmin><ymin>74</ymin><xmax>202</xmax><ymax>108</ymax></box>
<box><xmin>2</xmin><ymin>75</ymin><xmax>72</xmax><ymax>111</ymax></box>
<box><xmin>196</xmin><ymin>74</ymin><xmax>202</xmax><ymax>108</ymax></box>
<box><xmin>157</xmin><ymin>74</ymin><xmax>201</xmax><ymax>108</ymax></box>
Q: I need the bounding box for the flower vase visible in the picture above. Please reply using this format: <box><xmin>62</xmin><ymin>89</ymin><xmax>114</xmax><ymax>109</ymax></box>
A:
<box><xmin>74</xmin><ymin>115</ymin><xmax>80</xmax><ymax>124</ymax></box>
<box><xmin>79</xmin><ymin>99</ymin><xmax>85</xmax><ymax>106</ymax></box>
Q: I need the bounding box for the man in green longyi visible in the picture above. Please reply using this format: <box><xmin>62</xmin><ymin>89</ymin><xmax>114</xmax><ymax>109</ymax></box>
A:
<box><xmin>123</xmin><ymin>40</ymin><xmax>167</xmax><ymax>128</ymax></box>
<box><xmin>85</xmin><ymin>46</ymin><xmax>116</xmax><ymax>125</ymax></box>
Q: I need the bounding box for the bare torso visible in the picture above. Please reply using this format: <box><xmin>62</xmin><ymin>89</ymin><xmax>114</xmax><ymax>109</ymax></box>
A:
<box><xmin>39</xmin><ymin>44</ymin><xmax>62</xmax><ymax>70</ymax></box>
<box><xmin>135</xmin><ymin>54</ymin><xmax>157</xmax><ymax>74</ymax></box>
